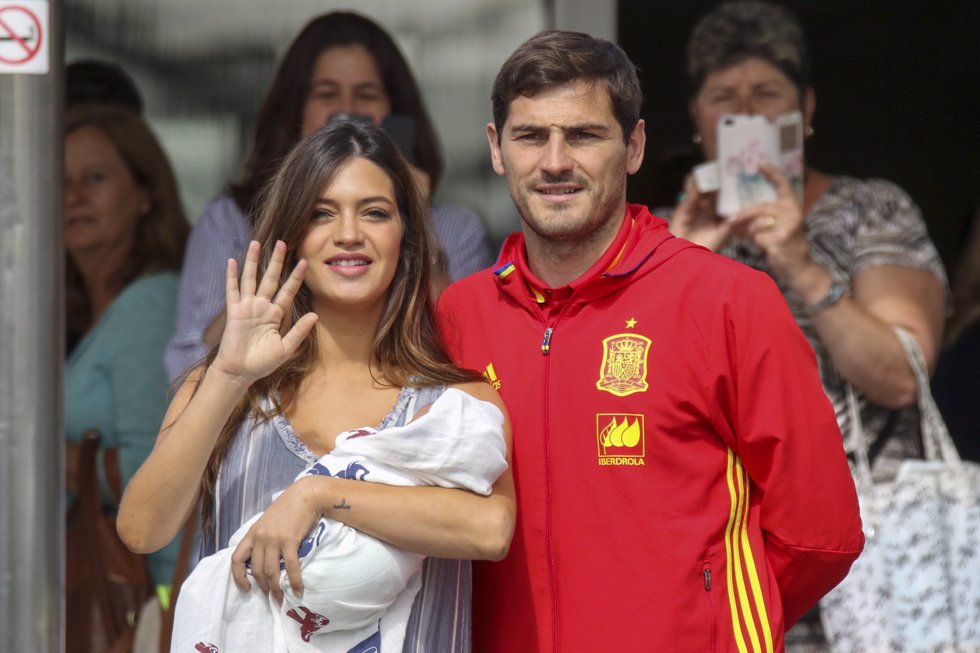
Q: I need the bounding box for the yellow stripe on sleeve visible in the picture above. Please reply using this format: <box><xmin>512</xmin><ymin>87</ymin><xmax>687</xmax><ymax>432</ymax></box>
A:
<box><xmin>734</xmin><ymin>461</ymin><xmax>774</xmax><ymax>653</ymax></box>
<box><xmin>731</xmin><ymin>457</ymin><xmax>763</xmax><ymax>653</ymax></box>
<box><xmin>724</xmin><ymin>450</ymin><xmax>751</xmax><ymax>653</ymax></box>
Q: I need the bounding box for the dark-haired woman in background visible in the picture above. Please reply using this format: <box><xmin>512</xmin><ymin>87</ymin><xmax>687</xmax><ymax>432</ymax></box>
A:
<box><xmin>164</xmin><ymin>10</ymin><xmax>494</xmax><ymax>382</ymax></box>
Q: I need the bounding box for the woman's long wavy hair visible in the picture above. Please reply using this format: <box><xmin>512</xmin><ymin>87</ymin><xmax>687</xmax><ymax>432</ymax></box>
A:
<box><xmin>199</xmin><ymin>121</ymin><xmax>478</xmax><ymax>532</ymax></box>
<box><xmin>229</xmin><ymin>11</ymin><xmax>444</xmax><ymax>222</ymax></box>
<box><xmin>65</xmin><ymin>105</ymin><xmax>189</xmax><ymax>346</ymax></box>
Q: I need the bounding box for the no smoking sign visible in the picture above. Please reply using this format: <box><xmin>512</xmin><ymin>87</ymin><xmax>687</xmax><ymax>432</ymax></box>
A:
<box><xmin>0</xmin><ymin>0</ymin><xmax>48</xmax><ymax>74</ymax></box>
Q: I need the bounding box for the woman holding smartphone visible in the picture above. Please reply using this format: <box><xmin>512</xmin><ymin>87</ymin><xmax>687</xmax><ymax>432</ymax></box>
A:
<box><xmin>666</xmin><ymin>3</ymin><xmax>947</xmax><ymax>648</ymax></box>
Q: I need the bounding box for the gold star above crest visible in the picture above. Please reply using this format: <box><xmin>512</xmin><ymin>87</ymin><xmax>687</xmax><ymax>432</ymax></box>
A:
<box><xmin>625</xmin><ymin>317</ymin><xmax>637</xmax><ymax>328</ymax></box>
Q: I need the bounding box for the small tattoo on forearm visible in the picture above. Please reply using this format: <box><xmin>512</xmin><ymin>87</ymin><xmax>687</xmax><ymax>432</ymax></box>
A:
<box><xmin>333</xmin><ymin>498</ymin><xmax>351</xmax><ymax>511</ymax></box>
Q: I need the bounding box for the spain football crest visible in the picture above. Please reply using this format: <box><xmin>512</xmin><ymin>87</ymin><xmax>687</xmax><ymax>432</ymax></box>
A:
<box><xmin>595</xmin><ymin>333</ymin><xmax>651</xmax><ymax>397</ymax></box>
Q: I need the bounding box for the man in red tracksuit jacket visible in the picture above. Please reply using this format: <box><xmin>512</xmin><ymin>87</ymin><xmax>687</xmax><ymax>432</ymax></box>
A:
<box><xmin>437</xmin><ymin>31</ymin><xmax>864</xmax><ymax>652</ymax></box>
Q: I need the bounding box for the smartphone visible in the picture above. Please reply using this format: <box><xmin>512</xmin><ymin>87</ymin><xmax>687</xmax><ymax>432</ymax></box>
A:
<box><xmin>327</xmin><ymin>113</ymin><xmax>416</xmax><ymax>162</ymax></box>
<box><xmin>381</xmin><ymin>113</ymin><xmax>416</xmax><ymax>163</ymax></box>
<box><xmin>715</xmin><ymin>111</ymin><xmax>803</xmax><ymax>219</ymax></box>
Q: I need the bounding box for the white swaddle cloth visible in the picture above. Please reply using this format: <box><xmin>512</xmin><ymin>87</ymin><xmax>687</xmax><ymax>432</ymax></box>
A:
<box><xmin>172</xmin><ymin>388</ymin><xmax>507</xmax><ymax>653</ymax></box>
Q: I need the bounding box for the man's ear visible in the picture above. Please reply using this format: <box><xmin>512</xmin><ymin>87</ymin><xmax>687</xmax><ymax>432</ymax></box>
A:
<box><xmin>625</xmin><ymin>118</ymin><xmax>646</xmax><ymax>175</ymax></box>
<box><xmin>487</xmin><ymin>122</ymin><xmax>506</xmax><ymax>177</ymax></box>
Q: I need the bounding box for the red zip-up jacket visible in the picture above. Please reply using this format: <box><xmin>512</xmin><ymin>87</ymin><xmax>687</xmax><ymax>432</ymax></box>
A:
<box><xmin>437</xmin><ymin>205</ymin><xmax>863</xmax><ymax>653</ymax></box>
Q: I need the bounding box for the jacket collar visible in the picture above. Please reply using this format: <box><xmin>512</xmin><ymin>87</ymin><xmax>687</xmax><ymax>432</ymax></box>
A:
<box><xmin>491</xmin><ymin>204</ymin><xmax>683</xmax><ymax>314</ymax></box>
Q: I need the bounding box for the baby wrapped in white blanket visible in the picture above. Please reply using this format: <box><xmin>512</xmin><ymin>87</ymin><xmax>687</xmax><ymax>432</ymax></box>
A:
<box><xmin>172</xmin><ymin>388</ymin><xmax>507</xmax><ymax>653</ymax></box>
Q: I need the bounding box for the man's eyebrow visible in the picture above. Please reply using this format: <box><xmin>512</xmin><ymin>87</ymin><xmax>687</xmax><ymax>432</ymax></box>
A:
<box><xmin>509</xmin><ymin>122</ymin><xmax>611</xmax><ymax>133</ymax></box>
<box><xmin>564</xmin><ymin>122</ymin><xmax>611</xmax><ymax>133</ymax></box>
<box><xmin>509</xmin><ymin>123</ymin><xmax>546</xmax><ymax>133</ymax></box>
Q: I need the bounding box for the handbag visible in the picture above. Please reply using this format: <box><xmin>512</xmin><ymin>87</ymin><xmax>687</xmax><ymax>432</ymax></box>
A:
<box><xmin>66</xmin><ymin>429</ymin><xmax>155</xmax><ymax>653</ymax></box>
<box><xmin>820</xmin><ymin>326</ymin><xmax>980</xmax><ymax>652</ymax></box>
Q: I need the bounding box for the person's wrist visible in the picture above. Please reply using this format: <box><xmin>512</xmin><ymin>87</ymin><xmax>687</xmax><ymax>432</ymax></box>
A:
<box><xmin>786</xmin><ymin>259</ymin><xmax>833</xmax><ymax>305</ymax></box>
<box><xmin>801</xmin><ymin>281</ymin><xmax>847</xmax><ymax>317</ymax></box>
<box><xmin>791</xmin><ymin>259</ymin><xmax>849</xmax><ymax>317</ymax></box>
<box><xmin>205</xmin><ymin>362</ymin><xmax>254</xmax><ymax>394</ymax></box>
<box><xmin>307</xmin><ymin>475</ymin><xmax>335</xmax><ymax>519</ymax></box>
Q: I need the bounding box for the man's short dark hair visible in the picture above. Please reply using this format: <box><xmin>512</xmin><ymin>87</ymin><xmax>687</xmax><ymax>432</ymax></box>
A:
<box><xmin>491</xmin><ymin>30</ymin><xmax>642</xmax><ymax>143</ymax></box>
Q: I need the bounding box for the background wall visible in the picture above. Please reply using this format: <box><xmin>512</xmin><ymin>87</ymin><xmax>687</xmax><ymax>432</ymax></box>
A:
<box><xmin>620</xmin><ymin>0</ymin><xmax>980</xmax><ymax>281</ymax></box>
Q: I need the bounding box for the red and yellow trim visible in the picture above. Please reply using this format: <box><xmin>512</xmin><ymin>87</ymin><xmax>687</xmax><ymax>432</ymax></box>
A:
<box><xmin>724</xmin><ymin>449</ymin><xmax>774</xmax><ymax>653</ymax></box>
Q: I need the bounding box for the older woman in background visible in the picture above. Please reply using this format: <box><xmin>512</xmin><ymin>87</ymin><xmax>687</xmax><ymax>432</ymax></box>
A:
<box><xmin>667</xmin><ymin>2</ymin><xmax>947</xmax><ymax>649</ymax></box>
<box><xmin>65</xmin><ymin>104</ymin><xmax>189</xmax><ymax>587</ymax></box>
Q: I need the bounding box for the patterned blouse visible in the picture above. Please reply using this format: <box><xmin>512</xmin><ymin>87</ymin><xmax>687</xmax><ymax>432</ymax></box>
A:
<box><xmin>202</xmin><ymin>384</ymin><xmax>471</xmax><ymax>653</ymax></box>
<box><xmin>719</xmin><ymin>176</ymin><xmax>948</xmax><ymax>481</ymax></box>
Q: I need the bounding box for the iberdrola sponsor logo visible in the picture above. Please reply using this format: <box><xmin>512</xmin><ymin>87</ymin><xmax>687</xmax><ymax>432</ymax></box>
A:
<box><xmin>596</xmin><ymin>413</ymin><xmax>646</xmax><ymax>466</ymax></box>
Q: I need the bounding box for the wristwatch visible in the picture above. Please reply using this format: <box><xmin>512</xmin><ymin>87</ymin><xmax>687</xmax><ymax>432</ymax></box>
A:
<box><xmin>801</xmin><ymin>281</ymin><xmax>847</xmax><ymax>316</ymax></box>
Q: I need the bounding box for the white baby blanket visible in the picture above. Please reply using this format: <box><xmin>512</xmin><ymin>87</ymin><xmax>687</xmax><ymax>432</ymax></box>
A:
<box><xmin>172</xmin><ymin>388</ymin><xmax>507</xmax><ymax>652</ymax></box>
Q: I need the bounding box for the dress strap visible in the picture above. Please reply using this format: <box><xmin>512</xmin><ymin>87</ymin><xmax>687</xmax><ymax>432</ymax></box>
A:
<box><xmin>381</xmin><ymin>385</ymin><xmax>447</xmax><ymax>428</ymax></box>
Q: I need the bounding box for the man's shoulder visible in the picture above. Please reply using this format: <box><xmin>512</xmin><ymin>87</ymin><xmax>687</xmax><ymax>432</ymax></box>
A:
<box><xmin>625</xmin><ymin>207</ymin><xmax>763</xmax><ymax>283</ymax></box>
<box><xmin>646</xmin><ymin>235</ymin><xmax>772</xmax><ymax>287</ymax></box>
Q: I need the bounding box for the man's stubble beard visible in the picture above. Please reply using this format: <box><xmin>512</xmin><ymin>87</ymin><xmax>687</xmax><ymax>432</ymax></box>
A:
<box><xmin>512</xmin><ymin>174</ymin><xmax>626</xmax><ymax>256</ymax></box>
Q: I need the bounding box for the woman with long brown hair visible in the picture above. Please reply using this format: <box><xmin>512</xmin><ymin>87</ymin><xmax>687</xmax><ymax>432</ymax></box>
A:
<box><xmin>164</xmin><ymin>11</ymin><xmax>495</xmax><ymax>382</ymax></box>
<box><xmin>118</xmin><ymin>121</ymin><xmax>514</xmax><ymax>652</ymax></box>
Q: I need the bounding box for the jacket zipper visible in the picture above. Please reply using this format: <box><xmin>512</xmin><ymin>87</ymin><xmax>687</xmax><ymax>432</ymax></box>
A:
<box><xmin>541</xmin><ymin>304</ymin><xmax>572</xmax><ymax>650</ymax></box>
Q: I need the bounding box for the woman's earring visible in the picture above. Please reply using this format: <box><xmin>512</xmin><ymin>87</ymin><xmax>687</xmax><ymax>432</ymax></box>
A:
<box><xmin>692</xmin><ymin>133</ymin><xmax>702</xmax><ymax>144</ymax></box>
<box><xmin>804</xmin><ymin>125</ymin><xmax>814</xmax><ymax>137</ymax></box>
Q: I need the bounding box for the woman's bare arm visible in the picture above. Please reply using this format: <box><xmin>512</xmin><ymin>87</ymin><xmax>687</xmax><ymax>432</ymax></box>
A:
<box><xmin>117</xmin><ymin>241</ymin><xmax>318</xmax><ymax>552</ymax></box>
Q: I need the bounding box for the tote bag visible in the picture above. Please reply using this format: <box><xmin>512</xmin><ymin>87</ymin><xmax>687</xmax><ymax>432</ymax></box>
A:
<box><xmin>820</xmin><ymin>327</ymin><xmax>980</xmax><ymax>652</ymax></box>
